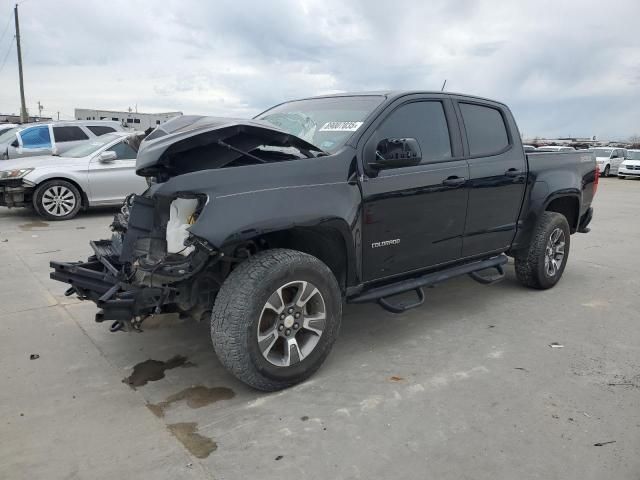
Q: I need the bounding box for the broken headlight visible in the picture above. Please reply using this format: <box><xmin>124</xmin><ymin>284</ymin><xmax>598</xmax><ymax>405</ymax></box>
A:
<box><xmin>166</xmin><ymin>194</ymin><xmax>207</xmax><ymax>256</ymax></box>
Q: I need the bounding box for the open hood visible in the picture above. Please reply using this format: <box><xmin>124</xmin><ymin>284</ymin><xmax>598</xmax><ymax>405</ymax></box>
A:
<box><xmin>136</xmin><ymin>115</ymin><xmax>325</xmax><ymax>177</ymax></box>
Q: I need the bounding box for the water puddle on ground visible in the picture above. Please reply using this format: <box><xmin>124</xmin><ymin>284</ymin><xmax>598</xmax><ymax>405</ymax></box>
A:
<box><xmin>123</xmin><ymin>355</ymin><xmax>194</xmax><ymax>388</ymax></box>
<box><xmin>167</xmin><ymin>422</ymin><xmax>217</xmax><ymax>458</ymax></box>
<box><xmin>147</xmin><ymin>385</ymin><xmax>235</xmax><ymax>417</ymax></box>
<box><xmin>19</xmin><ymin>220</ymin><xmax>49</xmax><ymax>231</ymax></box>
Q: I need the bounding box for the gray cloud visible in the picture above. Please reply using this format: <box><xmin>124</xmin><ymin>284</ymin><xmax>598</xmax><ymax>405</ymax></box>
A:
<box><xmin>0</xmin><ymin>0</ymin><xmax>638</xmax><ymax>139</ymax></box>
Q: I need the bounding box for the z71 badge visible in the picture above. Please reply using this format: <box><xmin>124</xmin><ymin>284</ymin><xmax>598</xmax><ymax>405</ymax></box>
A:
<box><xmin>371</xmin><ymin>239</ymin><xmax>401</xmax><ymax>248</ymax></box>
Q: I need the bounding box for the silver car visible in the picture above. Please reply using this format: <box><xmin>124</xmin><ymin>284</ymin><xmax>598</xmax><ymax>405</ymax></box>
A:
<box><xmin>0</xmin><ymin>120</ymin><xmax>124</xmax><ymax>160</ymax></box>
<box><xmin>0</xmin><ymin>132</ymin><xmax>147</xmax><ymax>220</ymax></box>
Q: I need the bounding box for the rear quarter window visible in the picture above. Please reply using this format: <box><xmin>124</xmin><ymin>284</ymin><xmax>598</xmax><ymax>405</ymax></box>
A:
<box><xmin>459</xmin><ymin>103</ymin><xmax>509</xmax><ymax>156</ymax></box>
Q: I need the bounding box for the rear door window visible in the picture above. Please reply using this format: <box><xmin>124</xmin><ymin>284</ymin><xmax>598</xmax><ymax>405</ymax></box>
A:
<box><xmin>87</xmin><ymin>125</ymin><xmax>116</xmax><ymax>136</ymax></box>
<box><xmin>20</xmin><ymin>126</ymin><xmax>52</xmax><ymax>148</ymax></box>
<box><xmin>53</xmin><ymin>126</ymin><xmax>89</xmax><ymax>142</ymax></box>
<box><xmin>459</xmin><ymin>103</ymin><xmax>509</xmax><ymax>156</ymax></box>
<box><xmin>376</xmin><ymin>101</ymin><xmax>452</xmax><ymax>164</ymax></box>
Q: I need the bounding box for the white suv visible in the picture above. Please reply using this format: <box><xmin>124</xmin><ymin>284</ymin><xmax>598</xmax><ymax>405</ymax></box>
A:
<box><xmin>0</xmin><ymin>120</ymin><xmax>124</xmax><ymax>160</ymax></box>
<box><xmin>618</xmin><ymin>149</ymin><xmax>640</xmax><ymax>179</ymax></box>
<box><xmin>592</xmin><ymin>147</ymin><xmax>627</xmax><ymax>177</ymax></box>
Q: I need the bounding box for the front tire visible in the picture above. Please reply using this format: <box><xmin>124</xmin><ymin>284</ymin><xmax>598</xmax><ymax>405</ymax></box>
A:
<box><xmin>603</xmin><ymin>165</ymin><xmax>610</xmax><ymax>177</ymax></box>
<box><xmin>515</xmin><ymin>212</ymin><xmax>570</xmax><ymax>289</ymax></box>
<box><xmin>33</xmin><ymin>180</ymin><xmax>82</xmax><ymax>220</ymax></box>
<box><xmin>211</xmin><ymin>249</ymin><xmax>342</xmax><ymax>391</ymax></box>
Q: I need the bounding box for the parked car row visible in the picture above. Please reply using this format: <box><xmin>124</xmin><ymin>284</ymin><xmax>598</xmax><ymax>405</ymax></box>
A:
<box><xmin>0</xmin><ymin>120</ymin><xmax>123</xmax><ymax>160</ymax></box>
<box><xmin>524</xmin><ymin>144</ymin><xmax>640</xmax><ymax>179</ymax></box>
<box><xmin>523</xmin><ymin>144</ymin><xmax>576</xmax><ymax>152</ymax></box>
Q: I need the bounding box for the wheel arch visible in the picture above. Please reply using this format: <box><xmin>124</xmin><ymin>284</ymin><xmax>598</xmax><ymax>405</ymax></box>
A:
<box><xmin>544</xmin><ymin>194</ymin><xmax>580</xmax><ymax>233</ymax></box>
<box><xmin>34</xmin><ymin>176</ymin><xmax>89</xmax><ymax>208</ymax></box>
<box><xmin>224</xmin><ymin>224</ymin><xmax>356</xmax><ymax>294</ymax></box>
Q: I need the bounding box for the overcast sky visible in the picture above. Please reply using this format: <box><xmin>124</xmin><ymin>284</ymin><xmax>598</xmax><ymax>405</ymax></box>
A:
<box><xmin>0</xmin><ymin>0</ymin><xmax>638</xmax><ymax>139</ymax></box>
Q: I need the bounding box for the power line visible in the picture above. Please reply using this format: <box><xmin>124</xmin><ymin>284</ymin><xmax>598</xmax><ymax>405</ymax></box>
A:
<box><xmin>0</xmin><ymin>13</ymin><xmax>11</xmax><ymax>45</ymax></box>
<box><xmin>0</xmin><ymin>35</ymin><xmax>14</xmax><ymax>75</ymax></box>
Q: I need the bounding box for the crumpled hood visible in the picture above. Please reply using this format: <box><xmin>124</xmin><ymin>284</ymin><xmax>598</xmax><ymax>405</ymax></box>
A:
<box><xmin>136</xmin><ymin>115</ymin><xmax>324</xmax><ymax>176</ymax></box>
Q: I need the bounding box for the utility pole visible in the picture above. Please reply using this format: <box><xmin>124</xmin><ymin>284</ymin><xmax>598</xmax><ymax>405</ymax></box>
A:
<box><xmin>37</xmin><ymin>100</ymin><xmax>43</xmax><ymax>119</ymax></box>
<box><xmin>57</xmin><ymin>111</ymin><xmax>59</xmax><ymax>121</ymax></box>
<box><xmin>14</xmin><ymin>3</ymin><xmax>27</xmax><ymax>123</ymax></box>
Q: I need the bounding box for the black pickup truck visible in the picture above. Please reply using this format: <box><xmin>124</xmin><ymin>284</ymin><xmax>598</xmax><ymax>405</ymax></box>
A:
<box><xmin>51</xmin><ymin>91</ymin><xmax>597</xmax><ymax>391</ymax></box>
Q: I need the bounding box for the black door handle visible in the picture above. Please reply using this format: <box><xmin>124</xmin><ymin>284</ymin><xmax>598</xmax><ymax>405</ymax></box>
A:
<box><xmin>442</xmin><ymin>176</ymin><xmax>466</xmax><ymax>187</ymax></box>
<box><xmin>505</xmin><ymin>168</ymin><xmax>526</xmax><ymax>177</ymax></box>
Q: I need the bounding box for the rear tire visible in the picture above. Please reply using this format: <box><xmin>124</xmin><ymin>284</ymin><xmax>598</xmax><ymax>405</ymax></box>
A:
<box><xmin>211</xmin><ymin>249</ymin><xmax>342</xmax><ymax>391</ymax></box>
<box><xmin>515</xmin><ymin>212</ymin><xmax>570</xmax><ymax>290</ymax></box>
<box><xmin>33</xmin><ymin>179</ymin><xmax>82</xmax><ymax>220</ymax></box>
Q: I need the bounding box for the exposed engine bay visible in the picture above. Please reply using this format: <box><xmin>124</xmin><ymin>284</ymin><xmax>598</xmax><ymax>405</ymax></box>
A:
<box><xmin>51</xmin><ymin>193</ymin><xmax>228</xmax><ymax>331</ymax></box>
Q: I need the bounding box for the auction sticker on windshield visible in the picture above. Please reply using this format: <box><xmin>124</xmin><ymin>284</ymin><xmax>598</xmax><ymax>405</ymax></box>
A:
<box><xmin>319</xmin><ymin>121</ymin><xmax>363</xmax><ymax>132</ymax></box>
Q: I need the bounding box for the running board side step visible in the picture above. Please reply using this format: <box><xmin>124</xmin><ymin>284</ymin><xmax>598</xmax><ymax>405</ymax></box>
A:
<box><xmin>348</xmin><ymin>255</ymin><xmax>508</xmax><ymax>313</ymax></box>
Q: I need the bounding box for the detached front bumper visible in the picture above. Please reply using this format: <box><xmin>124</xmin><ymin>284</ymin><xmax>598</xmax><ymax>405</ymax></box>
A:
<box><xmin>0</xmin><ymin>179</ymin><xmax>34</xmax><ymax>207</ymax></box>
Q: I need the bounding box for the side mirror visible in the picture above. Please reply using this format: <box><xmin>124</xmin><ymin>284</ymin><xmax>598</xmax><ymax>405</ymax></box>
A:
<box><xmin>10</xmin><ymin>139</ymin><xmax>18</xmax><ymax>148</ymax></box>
<box><xmin>371</xmin><ymin>138</ymin><xmax>422</xmax><ymax>170</ymax></box>
<box><xmin>98</xmin><ymin>151</ymin><xmax>117</xmax><ymax>162</ymax></box>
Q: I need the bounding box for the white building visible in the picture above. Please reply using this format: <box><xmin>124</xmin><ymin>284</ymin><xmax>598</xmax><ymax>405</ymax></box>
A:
<box><xmin>74</xmin><ymin>108</ymin><xmax>182</xmax><ymax>131</ymax></box>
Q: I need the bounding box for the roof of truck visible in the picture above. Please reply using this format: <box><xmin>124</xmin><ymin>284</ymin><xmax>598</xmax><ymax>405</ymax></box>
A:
<box><xmin>284</xmin><ymin>90</ymin><xmax>508</xmax><ymax>107</ymax></box>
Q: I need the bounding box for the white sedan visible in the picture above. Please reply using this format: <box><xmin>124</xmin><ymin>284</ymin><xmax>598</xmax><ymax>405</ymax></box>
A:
<box><xmin>0</xmin><ymin>132</ymin><xmax>147</xmax><ymax>220</ymax></box>
<box><xmin>618</xmin><ymin>149</ymin><xmax>640</xmax><ymax>179</ymax></box>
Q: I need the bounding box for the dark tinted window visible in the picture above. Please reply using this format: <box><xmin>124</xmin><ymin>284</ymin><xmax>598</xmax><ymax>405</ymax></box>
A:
<box><xmin>109</xmin><ymin>141</ymin><xmax>137</xmax><ymax>160</ymax></box>
<box><xmin>112</xmin><ymin>117</ymin><xmax>119</xmax><ymax>121</ymax></box>
<box><xmin>87</xmin><ymin>125</ymin><xmax>116</xmax><ymax>136</ymax></box>
<box><xmin>376</xmin><ymin>101</ymin><xmax>451</xmax><ymax>163</ymax></box>
<box><xmin>126</xmin><ymin>118</ymin><xmax>134</xmax><ymax>124</ymax></box>
<box><xmin>53</xmin><ymin>126</ymin><xmax>89</xmax><ymax>142</ymax></box>
<box><xmin>459</xmin><ymin>103</ymin><xmax>509</xmax><ymax>156</ymax></box>
<box><xmin>133</xmin><ymin>119</ymin><xmax>140</xmax><ymax>124</ymax></box>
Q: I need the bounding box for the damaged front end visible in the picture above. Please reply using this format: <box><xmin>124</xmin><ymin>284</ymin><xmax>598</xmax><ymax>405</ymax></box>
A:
<box><xmin>50</xmin><ymin>193</ymin><xmax>222</xmax><ymax>331</ymax></box>
<box><xmin>50</xmin><ymin>114</ymin><xmax>328</xmax><ymax>332</ymax></box>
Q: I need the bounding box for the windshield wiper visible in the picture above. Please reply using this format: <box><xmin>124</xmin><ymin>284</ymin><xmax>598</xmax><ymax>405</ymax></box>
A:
<box><xmin>216</xmin><ymin>139</ymin><xmax>266</xmax><ymax>163</ymax></box>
